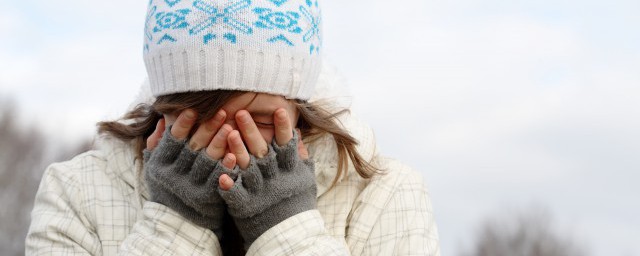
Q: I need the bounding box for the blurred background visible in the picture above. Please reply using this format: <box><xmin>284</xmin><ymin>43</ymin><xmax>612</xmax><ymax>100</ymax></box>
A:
<box><xmin>1</xmin><ymin>0</ymin><xmax>638</xmax><ymax>255</ymax></box>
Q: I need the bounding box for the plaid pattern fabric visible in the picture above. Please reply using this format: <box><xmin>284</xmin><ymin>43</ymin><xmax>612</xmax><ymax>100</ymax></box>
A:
<box><xmin>26</xmin><ymin>114</ymin><xmax>440</xmax><ymax>255</ymax></box>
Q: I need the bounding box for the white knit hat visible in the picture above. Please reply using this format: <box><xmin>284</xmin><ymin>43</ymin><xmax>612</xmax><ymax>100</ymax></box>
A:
<box><xmin>143</xmin><ymin>0</ymin><xmax>323</xmax><ymax>100</ymax></box>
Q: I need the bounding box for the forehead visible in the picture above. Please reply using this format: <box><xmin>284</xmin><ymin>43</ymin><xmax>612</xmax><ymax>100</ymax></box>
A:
<box><xmin>223</xmin><ymin>93</ymin><xmax>293</xmax><ymax>116</ymax></box>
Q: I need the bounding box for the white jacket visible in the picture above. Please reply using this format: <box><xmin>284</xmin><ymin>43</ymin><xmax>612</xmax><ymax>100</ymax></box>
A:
<box><xmin>26</xmin><ymin>67</ymin><xmax>440</xmax><ymax>255</ymax></box>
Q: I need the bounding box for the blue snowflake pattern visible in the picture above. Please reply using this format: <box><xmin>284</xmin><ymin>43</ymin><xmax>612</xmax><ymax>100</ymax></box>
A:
<box><xmin>304</xmin><ymin>0</ymin><xmax>318</xmax><ymax>8</ymax></box>
<box><xmin>145</xmin><ymin>6</ymin><xmax>156</xmax><ymax>40</ymax></box>
<box><xmin>202</xmin><ymin>32</ymin><xmax>238</xmax><ymax>44</ymax></box>
<box><xmin>254</xmin><ymin>8</ymin><xmax>302</xmax><ymax>33</ymax></box>
<box><xmin>158</xmin><ymin>34</ymin><xmax>177</xmax><ymax>44</ymax></box>
<box><xmin>299</xmin><ymin>4</ymin><xmax>321</xmax><ymax>54</ymax></box>
<box><xmin>144</xmin><ymin>0</ymin><xmax>321</xmax><ymax>51</ymax></box>
<box><xmin>189</xmin><ymin>0</ymin><xmax>253</xmax><ymax>37</ymax></box>
<box><xmin>154</xmin><ymin>9</ymin><xmax>191</xmax><ymax>32</ymax></box>
<box><xmin>223</xmin><ymin>33</ymin><xmax>237</xmax><ymax>43</ymax></box>
<box><xmin>203</xmin><ymin>33</ymin><xmax>216</xmax><ymax>44</ymax></box>
<box><xmin>299</xmin><ymin>5</ymin><xmax>319</xmax><ymax>43</ymax></box>
<box><xmin>144</xmin><ymin>4</ymin><xmax>157</xmax><ymax>51</ymax></box>
<box><xmin>267</xmin><ymin>34</ymin><xmax>294</xmax><ymax>46</ymax></box>
<box><xmin>268</xmin><ymin>0</ymin><xmax>288</xmax><ymax>6</ymax></box>
<box><xmin>164</xmin><ymin>0</ymin><xmax>181</xmax><ymax>7</ymax></box>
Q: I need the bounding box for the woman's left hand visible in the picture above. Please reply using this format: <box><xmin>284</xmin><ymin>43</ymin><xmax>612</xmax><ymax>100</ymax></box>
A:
<box><xmin>218</xmin><ymin>108</ymin><xmax>309</xmax><ymax>191</ymax></box>
<box><xmin>213</xmin><ymin>106</ymin><xmax>317</xmax><ymax>248</ymax></box>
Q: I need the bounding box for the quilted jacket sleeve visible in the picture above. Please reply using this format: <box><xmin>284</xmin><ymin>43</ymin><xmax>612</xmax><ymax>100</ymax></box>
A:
<box><xmin>363</xmin><ymin>168</ymin><xmax>440</xmax><ymax>255</ymax></box>
<box><xmin>246</xmin><ymin>159</ymin><xmax>441</xmax><ymax>256</ymax></box>
<box><xmin>26</xmin><ymin>163</ymin><xmax>104</xmax><ymax>255</ymax></box>
<box><xmin>118</xmin><ymin>202</ymin><xmax>222</xmax><ymax>255</ymax></box>
<box><xmin>246</xmin><ymin>210</ymin><xmax>349</xmax><ymax>255</ymax></box>
<box><xmin>25</xmin><ymin>158</ymin><xmax>222</xmax><ymax>255</ymax></box>
<box><xmin>347</xmin><ymin>159</ymin><xmax>441</xmax><ymax>256</ymax></box>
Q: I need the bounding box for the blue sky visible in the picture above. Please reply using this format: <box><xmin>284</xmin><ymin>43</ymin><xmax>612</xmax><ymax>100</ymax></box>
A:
<box><xmin>1</xmin><ymin>0</ymin><xmax>639</xmax><ymax>255</ymax></box>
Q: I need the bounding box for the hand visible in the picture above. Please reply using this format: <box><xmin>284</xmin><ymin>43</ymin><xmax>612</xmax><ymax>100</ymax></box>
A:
<box><xmin>215</xmin><ymin>108</ymin><xmax>317</xmax><ymax>249</ymax></box>
<box><xmin>144</xmin><ymin>108</ymin><xmax>235</xmax><ymax>238</ymax></box>
<box><xmin>218</xmin><ymin>108</ymin><xmax>310</xmax><ymax>191</ymax></box>
<box><xmin>146</xmin><ymin>109</ymin><xmax>236</xmax><ymax>167</ymax></box>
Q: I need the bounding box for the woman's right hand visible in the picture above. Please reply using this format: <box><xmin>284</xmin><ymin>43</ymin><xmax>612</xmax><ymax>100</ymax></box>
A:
<box><xmin>146</xmin><ymin>109</ymin><xmax>237</xmax><ymax>169</ymax></box>
<box><xmin>143</xmin><ymin>108</ymin><xmax>236</xmax><ymax>239</ymax></box>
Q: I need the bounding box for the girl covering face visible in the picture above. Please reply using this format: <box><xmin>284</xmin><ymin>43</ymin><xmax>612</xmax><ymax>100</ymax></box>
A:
<box><xmin>26</xmin><ymin>0</ymin><xmax>441</xmax><ymax>255</ymax></box>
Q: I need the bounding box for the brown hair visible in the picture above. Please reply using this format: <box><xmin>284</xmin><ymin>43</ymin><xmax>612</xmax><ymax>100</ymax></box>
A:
<box><xmin>97</xmin><ymin>90</ymin><xmax>380</xmax><ymax>186</ymax></box>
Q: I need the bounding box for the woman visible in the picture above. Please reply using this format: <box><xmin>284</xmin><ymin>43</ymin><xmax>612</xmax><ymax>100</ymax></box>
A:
<box><xmin>26</xmin><ymin>0</ymin><xmax>440</xmax><ymax>255</ymax></box>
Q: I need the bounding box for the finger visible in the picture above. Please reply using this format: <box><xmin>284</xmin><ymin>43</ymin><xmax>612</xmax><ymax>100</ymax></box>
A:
<box><xmin>188</xmin><ymin>110</ymin><xmax>226</xmax><ymax>151</ymax></box>
<box><xmin>219</xmin><ymin>174</ymin><xmax>235</xmax><ymax>191</ymax></box>
<box><xmin>222</xmin><ymin>153</ymin><xmax>236</xmax><ymax>169</ymax></box>
<box><xmin>228</xmin><ymin>130</ymin><xmax>250</xmax><ymax>169</ymax></box>
<box><xmin>297</xmin><ymin>129</ymin><xmax>309</xmax><ymax>160</ymax></box>
<box><xmin>206</xmin><ymin>124</ymin><xmax>233</xmax><ymax>160</ymax></box>
<box><xmin>146</xmin><ymin>118</ymin><xmax>166</xmax><ymax>150</ymax></box>
<box><xmin>274</xmin><ymin>108</ymin><xmax>293</xmax><ymax>146</ymax></box>
<box><xmin>235</xmin><ymin>110</ymin><xmax>269</xmax><ymax>158</ymax></box>
<box><xmin>171</xmin><ymin>109</ymin><xmax>197</xmax><ymax>140</ymax></box>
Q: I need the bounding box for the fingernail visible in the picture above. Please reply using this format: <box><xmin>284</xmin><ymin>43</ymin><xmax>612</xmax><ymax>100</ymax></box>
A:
<box><xmin>213</xmin><ymin>110</ymin><xmax>225</xmax><ymax>122</ymax></box>
<box><xmin>276</xmin><ymin>109</ymin><xmax>287</xmax><ymax>120</ymax></box>
<box><xmin>239</xmin><ymin>112</ymin><xmax>251</xmax><ymax>122</ymax></box>
<box><xmin>184</xmin><ymin>110</ymin><xmax>196</xmax><ymax>119</ymax></box>
<box><xmin>155</xmin><ymin>119</ymin><xmax>163</xmax><ymax>130</ymax></box>
<box><xmin>222</xmin><ymin>176</ymin><xmax>233</xmax><ymax>188</ymax></box>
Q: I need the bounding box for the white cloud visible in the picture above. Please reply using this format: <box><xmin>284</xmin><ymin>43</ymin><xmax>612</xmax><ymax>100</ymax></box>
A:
<box><xmin>338</xmin><ymin>11</ymin><xmax>639</xmax><ymax>256</ymax></box>
<box><xmin>0</xmin><ymin>5</ymin><xmax>23</xmax><ymax>36</ymax></box>
<box><xmin>27</xmin><ymin>0</ymin><xmax>148</xmax><ymax>29</ymax></box>
<box><xmin>6</xmin><ymin>33</ymin><xmax>146</xmax><ymax>142</ymax></box>
<box><xmin>0</xmin><ymin>0</ymin><xmax>147</xmax><ymax>143</ymax></box>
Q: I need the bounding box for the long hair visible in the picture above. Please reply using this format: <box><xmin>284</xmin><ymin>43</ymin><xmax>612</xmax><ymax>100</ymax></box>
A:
<box><xmin>97</xmin><ymin>90</ymin><xmax>380</xmax><ymax>185</ymax></box>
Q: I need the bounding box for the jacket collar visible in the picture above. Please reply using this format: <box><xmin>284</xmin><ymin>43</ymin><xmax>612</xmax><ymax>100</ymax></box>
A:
<box><xmin>307</xmin><ymin>112</ymin><xmax>377</xmax><ymax>197</ymax></box>
<box><xmin>306</xmin><ymin>63</ymin><xmax>378</xmax><ymax>196</ymax></box>
<box><xmin>96</xmin><ymin>136</ymin><xmax>151</xmax><ymax>201</ymax></box>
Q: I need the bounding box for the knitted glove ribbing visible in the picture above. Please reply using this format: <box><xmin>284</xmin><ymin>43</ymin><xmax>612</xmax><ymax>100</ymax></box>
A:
<box><xmin>143</xmin><ymin>127</ymin><xmax>233</xmax><ymax>239</ymax></box>
<box><xmin>218</xmin><ymin>131</ymin><xmax>317</xmax><ymax>249</ymax></box>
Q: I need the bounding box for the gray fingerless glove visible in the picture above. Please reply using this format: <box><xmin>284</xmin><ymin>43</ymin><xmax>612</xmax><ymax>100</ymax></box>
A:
<box><xmin>143</xmin><ymin>127</ymin><xmax>234</xmax><ymax>239</ymax></box>
<box><xmin>218</xmin><ymin>131</ymin><xmax>317</xmax><ymax>249</ymax></box>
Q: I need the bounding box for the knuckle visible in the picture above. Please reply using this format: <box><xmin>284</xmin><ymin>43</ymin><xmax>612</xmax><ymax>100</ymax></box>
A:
<box><xmin>206</xmin><ymin>147</ymin><xmax>219</xmax><ymax>159</ymax></box>
<box><xmin>212</xmin><ymin>138</ymin><xmax>226</xmax><ymax>149</ymax></box>
<box><xmin>177</xmin><ymin>120</ymin><xmax>192</xmax><ymax>130</ymax></box>
<box><xmin>232</xmin><ymin>134</ymin><xmax>243</xmax><ymax>145</ymax></box>
<box><xmin>277</xmin><ymin>125</ymin><xmax>290</xmax><ymax>133</ymax></box>
<box><xmin>213</xmin><ymin>130</ymin><xmax>225</xmax><ymax>142</ymax></box>
<box><xmin>233</xmin><ymin>146</ymin><xmax>246</xmax><ymax>155</ymax></box>
<box><xmin>203</xmin><ymin>121</ymin><xmax>215</xmax><ymax>131</ymax></box>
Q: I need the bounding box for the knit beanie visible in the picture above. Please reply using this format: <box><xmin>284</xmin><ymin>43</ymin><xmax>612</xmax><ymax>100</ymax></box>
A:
<box><xmin>143</xmin><ymin>0</ymin><xmax>323</xmax><ymax>100</ymax></box>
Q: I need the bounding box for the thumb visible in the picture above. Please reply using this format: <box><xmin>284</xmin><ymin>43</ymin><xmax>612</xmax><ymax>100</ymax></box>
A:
<box><xmin>219</xmin><ymin>174</ymin><xmax>235</xmax><ymax>191</ymax></box>
<box><xmin>296</xmin><ymin>129</ymin><xmax>309</xmax><ymax>160</ymax></box>
<box><xmin>146</xmin><ymin>118</ymin><xmax>165</xmax><ymax>150</ymax></box>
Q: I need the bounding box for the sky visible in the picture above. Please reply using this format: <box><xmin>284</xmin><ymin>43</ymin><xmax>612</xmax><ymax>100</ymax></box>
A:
<box><xmin>1</xmin><ymin>0</ymin><xmax>639</xmax><ymax>255</ymax></box>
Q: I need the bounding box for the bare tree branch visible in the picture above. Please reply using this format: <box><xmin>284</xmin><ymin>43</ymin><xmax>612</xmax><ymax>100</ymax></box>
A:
<box><xmin>0</xmin><ymin>97</ymin><xmax>92</xmax><ymax>256</ymax></box>
<box><xmin>461</xmin><ymin>206</ymin><xmax>588</xmax><ymax>256</ymax></box>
